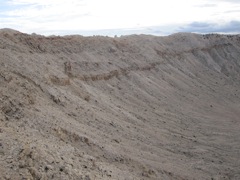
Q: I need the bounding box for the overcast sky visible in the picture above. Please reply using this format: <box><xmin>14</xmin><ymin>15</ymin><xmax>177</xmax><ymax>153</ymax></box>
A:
<box><xmin>0</xmin><ymin>0</ymin><xmax>240</xmax><ymax>36</ymax></box>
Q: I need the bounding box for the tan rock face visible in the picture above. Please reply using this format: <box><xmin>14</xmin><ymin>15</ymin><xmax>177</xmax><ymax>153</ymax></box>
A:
<box><xmin>0</xmin><ymin>30</ymin><xmax>240</xmax><ymax>179</ymax></box>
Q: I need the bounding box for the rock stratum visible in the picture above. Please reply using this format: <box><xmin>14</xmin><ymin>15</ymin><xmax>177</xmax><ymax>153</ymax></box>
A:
<box><xmin>0</xmin><ymin>29</ymin><xmax>240</xmax><ymax>179</ymax></box>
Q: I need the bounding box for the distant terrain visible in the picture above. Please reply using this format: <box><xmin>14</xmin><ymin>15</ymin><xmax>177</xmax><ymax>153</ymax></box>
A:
<box><xmin>0</xmin><ymin>29</ymin><xmax>240</xmax><ymax>179</ymax></box>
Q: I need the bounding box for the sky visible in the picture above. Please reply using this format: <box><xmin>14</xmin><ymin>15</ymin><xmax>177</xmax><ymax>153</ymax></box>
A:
<box><xmin>0</xmin><ymin>0</ymin><xmax>240</xmax><ymax>36</ymax></box>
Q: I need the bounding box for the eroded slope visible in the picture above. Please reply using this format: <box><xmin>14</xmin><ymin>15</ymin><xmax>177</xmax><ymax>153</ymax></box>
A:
<box><xmin>0</xmin><ymin>29</ymin><xmax>240</xmax><ymax>179</ymax></box>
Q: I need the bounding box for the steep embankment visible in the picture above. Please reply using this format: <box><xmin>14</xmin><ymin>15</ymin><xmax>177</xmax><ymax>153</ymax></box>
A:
<box><xmin>0</xmin><ymin>29</ymin><xmax>240</xmax><ymax>179</ymax></box>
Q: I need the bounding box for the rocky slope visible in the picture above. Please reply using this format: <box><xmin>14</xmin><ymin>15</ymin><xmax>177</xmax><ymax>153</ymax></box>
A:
<box><xmin>0</xmin><ymin>29</ymin><xmax>240</xmax><ymax>179</ymax></box>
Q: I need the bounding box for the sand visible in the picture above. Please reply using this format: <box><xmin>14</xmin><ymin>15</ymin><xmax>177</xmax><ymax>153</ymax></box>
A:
<box><xmin>0</xmin><ymin>29</ymin><xmax>240</xmax><ymax>179</ymax></box>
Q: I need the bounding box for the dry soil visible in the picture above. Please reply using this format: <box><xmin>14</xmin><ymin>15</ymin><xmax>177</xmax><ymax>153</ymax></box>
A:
<box><xmin>0</xmin><ymin>29</ymin><xmax>240</xmax><ymax>179</ymax></box>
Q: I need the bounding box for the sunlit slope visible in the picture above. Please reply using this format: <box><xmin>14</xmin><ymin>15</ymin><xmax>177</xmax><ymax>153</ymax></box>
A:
<box><xmin>0</xmin><ymin>30</ymin><xmax>240</xmax><ymax>179</ymax></box>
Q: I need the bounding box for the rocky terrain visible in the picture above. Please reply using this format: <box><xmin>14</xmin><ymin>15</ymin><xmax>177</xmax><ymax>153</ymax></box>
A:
<box><xmin>0</xmin><ymin>29</ymin><xmax>240</xmax><ymax>179</ymax></box>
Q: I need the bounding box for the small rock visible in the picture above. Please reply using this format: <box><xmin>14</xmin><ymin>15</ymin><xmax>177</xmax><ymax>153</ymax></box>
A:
<box><xmin>5</xmin><ymin>175</ymin><xmax>10</xmax><ymax>180</ymax></box>
<box><xmin>19</xmin><ymin>160</ymin><xmax>26</xmax><ymax>168</ymax></box>
<box><xmin>84</xmin><ymin>175</ymin><xmax>91</xmax><ymax>180</ymax></box>
<box><xmin>113</xmin><ymin>139</ymin><xmax>120</xmax><ymax>143</ymax></box>
<box><xmin>28</xmin><ymin>167</ymin><xmax>42</xmax><ymax>179</ymax></box>
<box><xmin>44</xmin><ymin>165</ymin><xmax>53</xmax><ymax>172</ymax></box>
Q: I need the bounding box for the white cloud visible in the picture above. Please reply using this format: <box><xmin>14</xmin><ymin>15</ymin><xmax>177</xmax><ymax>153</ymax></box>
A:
<box><xmin>0</xmin><ymin>0</ymin><xmax>240</xmax><ymax>35</ymax></box>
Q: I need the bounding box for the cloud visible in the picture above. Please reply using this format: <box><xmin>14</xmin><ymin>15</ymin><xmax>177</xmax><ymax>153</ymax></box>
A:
<box><xmin>88</xmin><ymin>21</ymin><xmax>240</xmax><ymax>37</ymax></box>
<box><xmin>0</xmin><ymin>0</ymin><xmax>92</xmax><ymax>32</ymax></box>
<box><xmin>216</xmin><ymin>0</ymin><xmax>240</xmax><ymax>3</ymax></box>
<box><xmin>224</xmin><ymin>10</ymin><xmax>240</xmax><ymax>13</ymax></box>
<box><xmin>0</xmin><ymin>0</ymin><xmax>240</xmax><ymax>36</ymax></box>
<box><xmin>178</xmin><ymin>21</ymin><xmax>240</xmax><ymax>34</ymax></box>
<box><xmin>196</xmin><ymin>4</ymin><xmax>217</xmax><ymax>8</ymax></box>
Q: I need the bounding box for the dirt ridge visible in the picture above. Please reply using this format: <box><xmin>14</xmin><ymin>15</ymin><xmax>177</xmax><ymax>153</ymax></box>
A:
<box><xmin>0</xmin><ymin>30</ymin><xmax>240</xmax><ymax>179</ymax></box>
